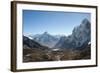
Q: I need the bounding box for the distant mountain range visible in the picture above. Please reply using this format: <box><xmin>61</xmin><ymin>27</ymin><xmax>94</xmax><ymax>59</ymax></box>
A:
<box><xmin>23</xmin><ymin>18</ymin><xmax>91</xmax><ymax>50</ymax></box>
<box><xmin>27</xmin><ymin>32</ymin><xmax>61</xmax><ymax>48</ymax></box>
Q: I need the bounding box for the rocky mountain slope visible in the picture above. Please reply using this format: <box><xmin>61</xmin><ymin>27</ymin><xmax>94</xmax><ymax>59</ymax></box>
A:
<box><xmin>55</xmin><ymin>18</ymin><xmax>91</xmax><ymax>50</ymax></box>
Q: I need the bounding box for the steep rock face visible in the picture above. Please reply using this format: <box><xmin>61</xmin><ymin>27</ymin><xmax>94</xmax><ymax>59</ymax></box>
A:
<box><xmin>55</xmin><ymin>18</ymin><xmax>91</xmax><ymax>49</ymax></box>
<box><xmin>29</xmin><ymin>32</ymin><xmax>60</xmax><ymax>48</ymax></box>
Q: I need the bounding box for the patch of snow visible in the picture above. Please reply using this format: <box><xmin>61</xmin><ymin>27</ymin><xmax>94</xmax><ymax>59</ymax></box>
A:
<box><xmin>52</xmin><ymin>48</ymin><xmax>59</xmax><ymax>51</ymax></box>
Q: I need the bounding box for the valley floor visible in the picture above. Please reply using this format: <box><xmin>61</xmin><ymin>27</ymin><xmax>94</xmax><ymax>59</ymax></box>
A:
<box><xmin>23</xmin><ymin>46</ymin><xmax>91</xmax><ymax>62</ymax></box>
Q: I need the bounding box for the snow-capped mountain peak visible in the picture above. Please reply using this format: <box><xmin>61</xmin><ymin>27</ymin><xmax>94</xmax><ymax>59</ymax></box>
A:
<box><xmin>27</xmin><ymin>32</ymin><xmax>61</xmax><ymax>48</ymax></box>
<box><xmin>55</xmin><ymin>18</ymin><xmax>91</xmax><ymax>49</ymax></box>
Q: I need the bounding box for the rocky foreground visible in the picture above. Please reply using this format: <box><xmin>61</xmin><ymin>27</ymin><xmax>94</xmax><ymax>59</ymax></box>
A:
<box><xmin>23</xmin><ymin>44</ymin><xmax>91</xmax><ymax>62</ymax></box>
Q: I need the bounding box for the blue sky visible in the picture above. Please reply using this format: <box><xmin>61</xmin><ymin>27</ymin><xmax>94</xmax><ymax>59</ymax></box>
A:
<box><xmin>23</xmin><ymin>10</ymin><xmax>90</xmax><ymax>36</ymax></box>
